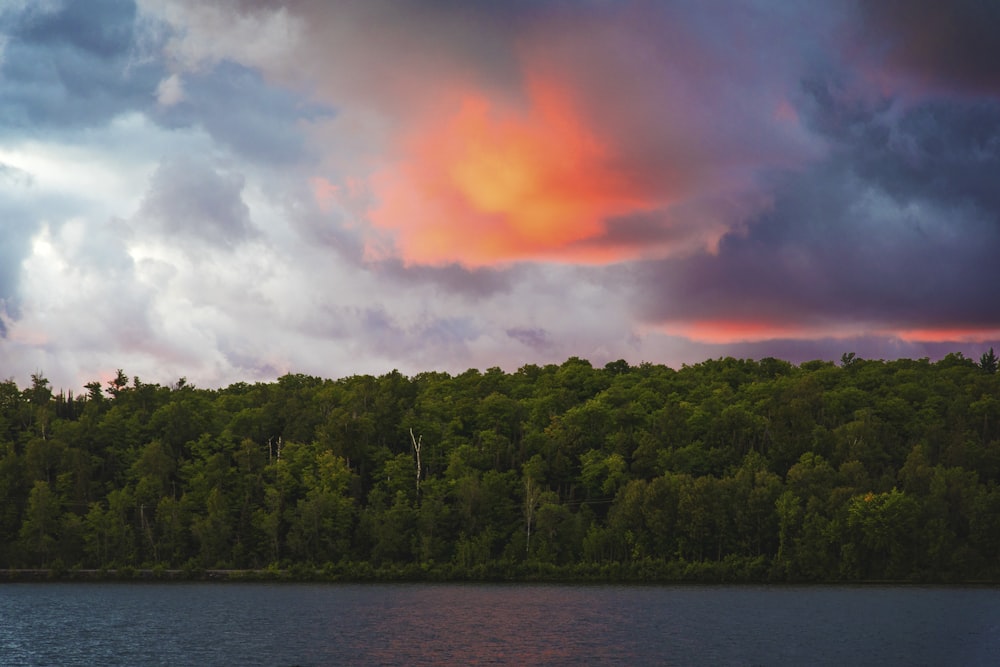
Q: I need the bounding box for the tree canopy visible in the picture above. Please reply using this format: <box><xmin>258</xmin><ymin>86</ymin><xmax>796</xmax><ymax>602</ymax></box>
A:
<box><xmin>1</xmin><ymin>353</ymin><xmax>999</xmax><ymax>582</ymax></box>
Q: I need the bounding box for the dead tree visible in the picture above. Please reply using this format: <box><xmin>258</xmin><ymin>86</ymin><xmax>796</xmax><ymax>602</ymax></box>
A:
<box><xmin>410</xmin><ymin>428</ymin><xmax>422</xmax><ymax>501</ymax></box>
<box><xmin>524</xmin><ymin>477</ymin><xmax>541</xmax><ymax>558</ymax></box>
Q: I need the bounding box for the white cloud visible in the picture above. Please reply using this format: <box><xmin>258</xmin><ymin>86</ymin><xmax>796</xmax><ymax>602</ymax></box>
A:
<box><xmin>0</xmin><ymin>112</ymin><xmax>202</xmax><ymax>217</ymax></box>
<box><xmin>136</xmin><ymin>0</ymin><xmax>303</xmax><ymax>74</ymax></box>
<box><xmin>156</xmin><ymin>73</ymin><xmax>184</xmax><ymax>105</ymax></box>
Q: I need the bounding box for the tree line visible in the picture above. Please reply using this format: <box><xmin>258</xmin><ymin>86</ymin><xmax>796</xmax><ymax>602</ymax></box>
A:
<box><xmin>1</xmin><ymin>351</ymin><xmax>999</xmax><ymax>582</ymax></box>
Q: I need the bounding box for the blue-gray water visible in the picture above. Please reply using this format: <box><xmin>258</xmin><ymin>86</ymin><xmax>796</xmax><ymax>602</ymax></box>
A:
<box><xmin>1</xmin><ymin>583</ymin><xmax>998</xmax><ymax>666</ymax></box>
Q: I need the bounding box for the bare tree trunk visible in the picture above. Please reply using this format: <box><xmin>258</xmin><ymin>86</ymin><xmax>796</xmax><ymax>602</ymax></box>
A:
<box><xmin>410</xmin><ymin>428</ymin><xmax>422</xmax><ymax>501</ymax></box>
<box><xmin>524</xmin><ymin>477</ymin><xmax>541</xmax><ymax>558</ymax></box>
<box><xmin>140</xmin><ymin>503</ymin><xmax>158</xmax><ymax>563</ymax></box>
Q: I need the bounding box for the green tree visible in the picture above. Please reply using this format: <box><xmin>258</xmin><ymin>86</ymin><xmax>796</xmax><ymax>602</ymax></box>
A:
<box><xmin>846</xmin><ymin>489</ymin><xmax>920</xmax><ymax>579</ymax></box>
<box><xmin>91</xmin><ymin>487</ymin><xmax>138</xmax><ymax>567</ymax></box>
<box><xmin>286</xmin><ymin>452</ymin><xmax>356</xmax><ymax>563</ymax></box>
<box><xmin>979</xmin><ymin>348</ymin><xmax>998</xmax><ymax>374</ymax></box>
<box><xmin>191</xmin><ymin>487</ymin><xmax>232</xmax><ymax>567</ymax></box>
<box><xmin>531</xmin><ymin>500</ymin><xmax>581</xmax><ymax>564</ymax></box>
<box><xmin>19</xmin><ymin>481</ymin><xmax>61</xmax><ymax>565</ymax></box>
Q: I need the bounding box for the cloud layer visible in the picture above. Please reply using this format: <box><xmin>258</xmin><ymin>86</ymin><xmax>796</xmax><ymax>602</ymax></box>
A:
<box><xmin>1</xmin><ymin>0</ymin><xmax>998</xmax><ymax>390</ymax></box>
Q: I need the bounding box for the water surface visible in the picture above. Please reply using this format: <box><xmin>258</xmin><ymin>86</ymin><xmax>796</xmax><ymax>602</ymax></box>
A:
<box><xmin>1</xmin><ymin>583</ymin><xmax>997</xmax><ymax>665</ymax></box>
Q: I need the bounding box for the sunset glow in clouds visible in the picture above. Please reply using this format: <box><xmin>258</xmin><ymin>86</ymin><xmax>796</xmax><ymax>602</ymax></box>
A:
<box><xmin>370</xmin><ymin>77</ymin><xmax>656</xmax><ymax>266</ymax></box>
<box><xmin>1</xmin><ymin>0</ymin><xmax>999</xmax><ymax>390</ymax></box>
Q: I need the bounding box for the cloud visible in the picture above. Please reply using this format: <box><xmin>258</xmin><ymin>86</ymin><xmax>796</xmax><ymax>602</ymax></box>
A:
<box><xmin>151</xmin><ymin>60</ymin><xmax>333</xmax><ymax>164</ymax></box>
<box><xmin>0</xmin><ymin>0</ymin><xmax>163</xmax><ymax>134</ymax></box>
<box><xmin>2</xmin><ymin>0</ymin><xmax>998</xmax><ymax>392</ymax></box>
<box><xmin>367</xmin><ymin>77</ymin><xmax>657</xmax><ymax>266</ymax></box>
<box><xmin>854</xmin><ymin>0</ymin><xmax>1000</xmax><ymax>98</ymax></box>
<box><xmin>139</xmin><ymin>1</ymin><xmax>828</xmax><ymax>268</ymax></box>
<box><xmin>2</xmin><ymin>216</ymin><xmax>156</xmax><ymax>377</ymax></box>
<box><xmin>136</xmin><ymin>156</ymin><xmax>256</xmax><ymax>250</ymax></box>
<box><xmin>17</xmin><ymin>0</ymin><xmax>135</xmax><ymax>59</ymax></box>
<box><xmin>138</xmin><ymin>0</ymin><xmax>303</xmax><ymax>75</ymax></box>
<box><xmin>375</xmin><ymin>259</ymin><xmax>513</xmax><ymax>300</ymax></box>
<box><xmin>506</xmin><ymin>327</ymin><xmax>553</xmax><ymax>352</ymax></box>
<box><xmin>362</xmin><ymin>2</ymin><xmax>828</xmax><ymax>267</ymax></box>
<box><xmin>156</xmin><ymin>73</ymin><xmax>183</xmax><ymax>105</ymax></box>
<box><xmin>635</xmin><ymin>86</ymin><xmax>1000</xmax><ymax>345</ymax></box>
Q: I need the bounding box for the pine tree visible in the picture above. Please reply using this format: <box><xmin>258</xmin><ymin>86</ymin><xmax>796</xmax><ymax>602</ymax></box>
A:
<box><xmin>980</xmin><ymin>347</ymin><xmax>998</xmax><ymax>374</ymax></box>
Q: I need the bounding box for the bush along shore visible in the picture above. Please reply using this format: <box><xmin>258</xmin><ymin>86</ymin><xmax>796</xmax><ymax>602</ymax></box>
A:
<box><xmin>2</xmin><ymin>352</ymin><xmax>1000</xmax><ymax>583</ymax></box>
<box><xmin>0</xmin><ymin>557</ymin><xmax>779</xmax><ymax>584</ymax></box>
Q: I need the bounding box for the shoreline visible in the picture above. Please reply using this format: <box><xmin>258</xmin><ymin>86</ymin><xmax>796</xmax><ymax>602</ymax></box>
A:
<box><xmin>2</xmin><ymin>567</ymin><xmax>997</xmax><ymax>586</ymax></box>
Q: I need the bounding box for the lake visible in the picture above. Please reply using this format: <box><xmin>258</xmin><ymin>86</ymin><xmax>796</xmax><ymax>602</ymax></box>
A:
<box><xmin>0</xmin><ymin>583</ymin><xmax>997</xmax><ymax>665</ymax></box>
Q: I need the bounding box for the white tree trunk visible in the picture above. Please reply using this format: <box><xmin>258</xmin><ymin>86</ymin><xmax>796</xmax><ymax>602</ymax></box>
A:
<box><xmin>410</xmin><ymin>428</ymin><xmax>422</xmax><ymax>499</ymax></box>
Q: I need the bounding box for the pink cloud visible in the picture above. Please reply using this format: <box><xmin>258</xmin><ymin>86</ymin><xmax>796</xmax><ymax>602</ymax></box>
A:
<box><xmin>331</xmin><ymin>3</ymin><xmax>825</xmax><ymax>267</ymax></box>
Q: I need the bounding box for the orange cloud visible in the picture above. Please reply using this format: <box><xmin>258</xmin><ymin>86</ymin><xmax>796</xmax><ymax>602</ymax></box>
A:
<box><xmin>311</xmin><ymin>176</ymin><xmax>339</xmax><ymax>212</ymax></box>
<box><xmin>890</xmin><ymin>327</ymin><xmax>1000</xmax><ymax>343</ymax></box>
<box><xmin>366</xmin><ymin>77</ymin><xmax>658</xmax><ymax>266</ymax></box>
<box><xmin>653</xmin><ymin>320</ymin><xmax>1000</xmax><ymax>346</ymax></box>
<box><xmin>656</xmin><ymin>319</ymin><xmax>868</xmax><ymax>344</ymax></box>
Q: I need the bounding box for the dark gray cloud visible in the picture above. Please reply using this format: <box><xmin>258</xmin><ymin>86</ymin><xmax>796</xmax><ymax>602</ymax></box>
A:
<box><xmin>0</xmin><ymin>0</ymin><xmax>163</xmax><ymax>133</ymax></box>
<box><xmin>17</xmin><ymin>0</ymin><xmax>136</xmax><ymax>59</ymax></box>
<box><xmin>850</xmin><ymin>102</ymin><xmax>1000</xmax><ymax>215</ymax></box>
<box><xmin>801</xmin><ymin>75</ymin><xmax>1000</xmax><ymax>211</ymax></box>
<box><xmin>377</xmin><ymin>259</ymin><xmax>512</xmax><ymax>299</ymax></box>
<box><xmin>506</xmin><ymin>326</ymin><xmax>552</xmax><ymax>351</ymax></box>
<box><xmin>857</xmin><ymin>0</ymin><xmax>1000</xmax><ymax>96</ymax></box>
<box><xmin>153</xmin><ymin>62</ymin><xmax>334</xmax><ymax>164</ymax></box>
<box><xmin>638</xmin><ymin>86</ymin><xmax>1000</xmax><ymax>334</ymax></box>
<box><xmin>0</xmin><ymin>1</ymin><xmax>330</xmax><ymax>165</ymax></box>
<box><xmin>137</xmin><ymin>157</ymin><xmax>255</xmax><ymax>249</ymax></box>
<box><xmin>566</xmin><ymin>208</ymin><xmax>720</xmax><ymax>259</ymax></box>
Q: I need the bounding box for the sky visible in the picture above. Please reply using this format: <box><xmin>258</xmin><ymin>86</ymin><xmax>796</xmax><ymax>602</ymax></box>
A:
<box><xmin>1</xmin><ymin>0</ymin><xmax>999</xmax><ymax>392</ymax></box>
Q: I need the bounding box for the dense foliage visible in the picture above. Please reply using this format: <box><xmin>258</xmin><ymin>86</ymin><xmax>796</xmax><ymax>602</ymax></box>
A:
<box><xmin>2</xmin><ymin>352</ymin><xmax>999</xmax><ymax>582</ymax></box>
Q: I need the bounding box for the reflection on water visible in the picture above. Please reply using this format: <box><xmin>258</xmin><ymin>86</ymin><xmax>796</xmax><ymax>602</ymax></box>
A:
<box><xmin>1</xmin><ymin>582</ymin><xmax>998</xmax><ymax>666</ymax></box>
<box><xmin>351</xmin><ymin>585</ymin><xmax>639</xmax><ymax>665</ymax></box>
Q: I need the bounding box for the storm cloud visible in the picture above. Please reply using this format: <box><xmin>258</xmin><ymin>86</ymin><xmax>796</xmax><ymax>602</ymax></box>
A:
<box><xmin>638</xmin><ymin>68</ymin><xmax>1000</xmax><ymax>344</ymax></box>
<box><xmin>1</xmin><ymin>1</ymin><xmax>998</xmax><ymax>391</ymax></box>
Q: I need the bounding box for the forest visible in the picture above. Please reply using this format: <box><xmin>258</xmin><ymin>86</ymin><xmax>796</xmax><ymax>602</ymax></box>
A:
<box><xmin>2</xmin><ymin>350</ymin><xmax>999</xmax><ymax>583</ymax></box>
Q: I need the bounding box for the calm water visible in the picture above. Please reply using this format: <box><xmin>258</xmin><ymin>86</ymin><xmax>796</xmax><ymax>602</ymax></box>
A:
<box><xmin>1</xmin><ymin>583</ymin><xmax>998</xmax><ymax>666</ymax></box>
